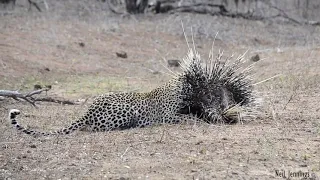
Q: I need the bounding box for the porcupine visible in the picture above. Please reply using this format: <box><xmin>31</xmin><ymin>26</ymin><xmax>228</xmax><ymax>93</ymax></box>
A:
<box><xmin>177</xmin><ymin>48</ymin><xmax>258</xmax><ymax>124</ymax></box>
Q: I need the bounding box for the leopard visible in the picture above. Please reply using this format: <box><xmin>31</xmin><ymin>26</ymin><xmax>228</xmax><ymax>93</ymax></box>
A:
<box><xmin>9</xmin><ymin>77</ymin><xmax>197</xmax><ymax>137</ymax></box>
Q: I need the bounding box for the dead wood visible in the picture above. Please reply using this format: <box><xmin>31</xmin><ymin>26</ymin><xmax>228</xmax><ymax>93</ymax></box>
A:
<box><xmin>28</xmin><ymin>0</ymin><xmax>42</xmax><ymax>12</ymax></box>
<box><xmin>150</xmin><ymin>1</ymin><xmax>319</xmax><ymax>26</ymax></box>
<box><xmin>32</xmin><ymin>97</ymin><xmax>77</xmax><ymax>105</ymax></box>
<box><xmin>0</xmin><ymin>88</ymin><xmax>77</xmax><ymax>107</ymax></box>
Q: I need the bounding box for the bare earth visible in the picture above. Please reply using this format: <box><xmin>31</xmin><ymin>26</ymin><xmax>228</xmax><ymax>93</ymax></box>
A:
<box><xmin>0</xmin><ymin>1</ymin><xmax>320</xmax><ymax>179</ymax></box>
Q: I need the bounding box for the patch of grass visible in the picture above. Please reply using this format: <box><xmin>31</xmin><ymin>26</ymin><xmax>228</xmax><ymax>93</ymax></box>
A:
<box><xmin>18</xmin><ymin>74</ymin><xmax>151</xmax><ymax>98</ymax></box>
<box><xmin>19</xmin><ymin>76</ymin><xmax>51</xmax><ymax>90</ymax></box>
<box><xmin>61</xmin><ymin>75</ymin><xmax>141</xmax><ymax>96</ymax></box>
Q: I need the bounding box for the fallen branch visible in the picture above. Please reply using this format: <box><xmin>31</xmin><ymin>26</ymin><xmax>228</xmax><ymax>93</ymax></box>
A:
<box><xmin>33</xmin><ymin>97</ymin><xmax>76</xmax><ymax>105</ymax></box>
<box><xmin>150</xmin><ymin>1</ymin><xmax>317</xmax><ymax>26</ymax></box>
<box><xmin>263</xmin><ymin>2</ymin><xmax>302</xmax><ymax>25</ymax></box>
<box><xmin>265</xmin><ymin>3</ymin><xmax>320</xmax><ymax>26</ymax></box>
<box><xmin>0</xmin><ymin>88</ymin><xmax>49</xmax><ymax>107</ymax></box>
<box><xmin>308</xmin><ymin>21</ymin><xmax>320</xmax><ymax>26</ymax></box>
<box><xmin>151</xmin><ymin>2</ymin><xmax>262</xmax><ymax>20</ymax></box>
<box><xmin>0</xmin><ymin>88</ymin><xmax>77</xmax><ymax>107</ymax></box>
<box><xmin>28</xmin><ymin>0</ymin><xmax>42</xmax><ymax>12</ymax></box>
<box><xmin>177</xmin><ymin>3</ymin><xmax>228</xmax><ymax>13</ymax></box>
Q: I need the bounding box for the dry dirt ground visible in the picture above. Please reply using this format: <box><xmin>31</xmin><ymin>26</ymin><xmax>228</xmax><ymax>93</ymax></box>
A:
<box><xmin>0</xmin><ymin>1</ymin><xmax>320</xmax><ymax>179</ymax></box>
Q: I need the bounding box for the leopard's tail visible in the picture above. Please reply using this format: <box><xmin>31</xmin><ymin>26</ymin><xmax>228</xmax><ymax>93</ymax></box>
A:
<box><xmin>9</xmin><ymin>109</ymin><xmax>86</xmax><ymax>137</ymax></box>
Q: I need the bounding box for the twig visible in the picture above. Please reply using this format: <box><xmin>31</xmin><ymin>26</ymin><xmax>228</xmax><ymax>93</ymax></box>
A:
<box><xmin>157</xmin><ymin>128</ymin><xmax>166</xmax><ymax>143</ymax></box>
<box><xmin>263</xmin><ymin>2</ymin><xmax>301</xmax><ymax>25</ymax></box>
<box><xmin>33</xmin><ymin>97</ymin><xmax>77</xmax><ymax>105</ymax></box>
<box><xmin>120</xmin><ymin>146</ymin><xmax>131</xmax><ymax>160</ymax></box>
<box><xmin>25</xmin><ymin>88</ymin><xmax>48</xmax><ymax>97</ymax></box>
<box><xmin>151</xmin><ymin>1</ymin><xmax>315</xmax><ymax>26</ymax></box>
<box><xmin>283</xmin><ymin>84</ymin><xmax>299</xmax><ymax>110</ymax></box>
<box><xmin>43</xmin><ymin>0</ymin><xmax>49</xmax><ymax>10</ymax></box>
<box><xmin>0</xmin><ymin>89</ymin><xmax>49</xmax><ymax>107</ymax></box>
<box><xmin>28</xmin><ymin>0</ymin><xmax>42</xmax><ymax>12</ymax></box>
<box><xmin>0</xmin><ymin>88</ymin><xmax>77</xmax><ymax>107</ymax></box>
<box><xmin>0</xmin><ymin>142</ymin><xmax>20</xmax><ymax>144</ymax></box>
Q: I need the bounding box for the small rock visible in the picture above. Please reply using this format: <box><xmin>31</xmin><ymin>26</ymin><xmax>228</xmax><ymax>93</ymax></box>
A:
<box><xmin>258</xmin><ymin>158</ymin><xmax>267</xmax><ymax>161</ymax></box>
<box><xmin>30</xmin><ymin>144</ymin><xmax>37</xmax><ymax>148</ymax></box>
<box><xmin>253</xmin><ymin>37</ymin><xmax>261</xmax><ymax>44</ymax></box>
<box><xmin>44</xmin><ymin>67</ymin><xmax>50</xmax><ymax>71</ymax></box>
<box><xmin>109</xmin><ymin>28</ymin><xmax>116</xmax><ymax>32</ymax></box>
<box><xmin>250</xmin><ymin>54</ymin><xmax>260</xmax><ymax>62</ymax></box>
<box><xmin>199</xmin><ymin>149</ymin><xmax>206</xmax><ymax>154</ymax></box>
<box><xmin>116</xmin><ymin>51</ymin><xmax>128</xmax><ymax>58</ymax></box>
<box><xmin>34</xmin><ymin>84</ymin><xmax>42</xmax><ymax>90</ymax></box>
<box><xmin>45</xmin><ymin>85</ymin><xmax>52</xmax><ymax>89</ymax></box>
<box><xmin>79</xmin><ymin>42</ymin><xmax>85</xmax><ymax>47</ymax></box>
<box><xmin>56</xmin><ymin>44</ymin><xmax>66</xmax><ymax>50</ymax></box>
<box><xmin>152</xmin><ymin>71</ymin><xmax>160</xmax><ymax>75</ymax></box>
<box><xmin>119</xmin><ymin>177</ymin><xmax>129</xmax><ymax>180</ymax></box>
<box><xmin>167</xmin><ymin>59</ymin><xmax>180</xmax><ymax>67</ymax></box>
<box><xmin>277</xmin><ymin>47</ymin><xmax>284</xmax><ymax>53</ymax></box>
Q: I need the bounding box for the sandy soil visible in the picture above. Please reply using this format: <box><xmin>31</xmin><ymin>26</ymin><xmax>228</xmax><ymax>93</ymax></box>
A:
<box><xmin>0</xmin><ymin>1</ymin><xmax>319</xmax><ymax>179</ymax></box>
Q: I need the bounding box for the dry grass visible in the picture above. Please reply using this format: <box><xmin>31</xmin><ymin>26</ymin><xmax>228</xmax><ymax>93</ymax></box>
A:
<box><xmin>1</xmin><ymin>1</ymin><xmax>320</xmax><ymax>179</ymax></box>
<box><xmin>1</xmin><ymin>103</ymin><xmax>319</xmax><ymax>179</ymax></box>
